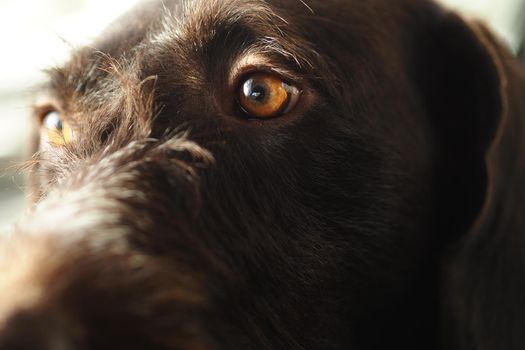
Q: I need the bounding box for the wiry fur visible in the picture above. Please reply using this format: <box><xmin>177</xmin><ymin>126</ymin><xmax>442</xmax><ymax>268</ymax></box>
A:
<box><xmin>1</xmin><ymin>0</ymin><xmax>525</xmax><ymax>349</ymax></box>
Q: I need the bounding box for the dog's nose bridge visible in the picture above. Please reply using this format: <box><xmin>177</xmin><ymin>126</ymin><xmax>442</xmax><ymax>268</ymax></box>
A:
<box><xmin>23</xmin><ymin>135</ymin><xmax>213</xmax><ymax>239</ymax></box>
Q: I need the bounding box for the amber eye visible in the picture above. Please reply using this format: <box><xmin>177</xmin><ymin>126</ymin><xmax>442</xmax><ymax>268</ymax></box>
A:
<box><xmin>238</xmin><ymin>73</ymin><xmax>300</xmax><ymax>119</ymax></box>
<box><xmin>41</xmin><ymin>111</ymin><xmax>73</xmax><ymax>146</ymax></box>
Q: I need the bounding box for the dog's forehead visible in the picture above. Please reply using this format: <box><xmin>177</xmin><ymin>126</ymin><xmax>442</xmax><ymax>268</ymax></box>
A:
<box><xmin>46</xmin><ymin>0</ymin><xmax>320</xmax><ymax>101</ymax></box>
<box><xmin>92</xmin><ymin>0</ymin><xmax>319</xmax><ymax>53</ymax></box>
<box><xmin>43</xmin><ymin>0</ymin><xmax>420</xmax><ymax>130</ymax></box>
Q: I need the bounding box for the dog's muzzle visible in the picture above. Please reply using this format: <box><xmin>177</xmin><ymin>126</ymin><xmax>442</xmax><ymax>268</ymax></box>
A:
<box><xmin>0</xmin><ymin>136</ymin><xmax>215</xmax><ymax>350</ymax></box>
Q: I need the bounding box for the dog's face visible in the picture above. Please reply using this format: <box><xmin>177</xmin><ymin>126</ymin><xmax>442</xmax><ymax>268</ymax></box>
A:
<box><xmin>1</xmin><ymin>0</ymin><xmax>522</xmax><ymax>349</ymax></box>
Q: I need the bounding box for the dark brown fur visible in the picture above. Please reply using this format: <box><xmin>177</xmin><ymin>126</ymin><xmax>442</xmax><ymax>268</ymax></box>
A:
<box><xmin>1</xmin><ymin>0</ymin><xmax>525</xmax><ymax>349</ymax></box>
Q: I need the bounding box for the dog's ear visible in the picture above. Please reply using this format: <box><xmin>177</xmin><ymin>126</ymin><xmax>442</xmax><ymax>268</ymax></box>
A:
<box><xmin>414</xmin><ymin>7</ymin><xmax>525</xmax><ymax>349</ymax></box>
<box><xmin>411</xmin><ymin>9</ymin><xmax>506</xmax><ymax>240</ymax></box>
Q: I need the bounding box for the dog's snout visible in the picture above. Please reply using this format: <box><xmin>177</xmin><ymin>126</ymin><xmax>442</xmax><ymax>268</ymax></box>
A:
<box><xmin>0</xmin><ymin>305</ymin><xmax>80</xmax><ymax>350</ymax></box>
<box><xmin>0</xmin><ymin>230</ymin><xmax>213</xmax><ymax>350</ymax></box>
<box><xmin>0</xmin><ymin>136</ymin><xmax>215</xmax><ymax>349</ymax></box>
<box><xmin>0</xmin><ymin>234</ymin><xmax>85</xmax><ymax>350</ymax></box>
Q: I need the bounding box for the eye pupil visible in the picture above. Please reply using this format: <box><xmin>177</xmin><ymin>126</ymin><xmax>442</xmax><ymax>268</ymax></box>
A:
<box><xmin>243</xmin><ymin>79</ymin><xmax>267</xmax><ymax>103</ymax></box>
<box><xmin>250</xmin><ymin>87</ymin><xmax>265</xmax><ymax>101</ymax></box>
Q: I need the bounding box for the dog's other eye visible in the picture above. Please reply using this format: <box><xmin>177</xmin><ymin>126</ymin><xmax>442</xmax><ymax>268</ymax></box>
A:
<box><xmin>41</xmin><ymin>111</ymin><xmax>73</xmax><ymax>146</ymax></box>
<box><xmin>238</xmin><ymin>73</ymin><xmax>300</xmax><ymax>119</ymax></box>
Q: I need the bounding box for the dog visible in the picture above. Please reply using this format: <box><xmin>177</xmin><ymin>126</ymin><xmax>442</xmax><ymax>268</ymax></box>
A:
<box><xmin>0</xmin><ymin>0</ymin><xmax>524</xmax><ymax>349</ymax></box>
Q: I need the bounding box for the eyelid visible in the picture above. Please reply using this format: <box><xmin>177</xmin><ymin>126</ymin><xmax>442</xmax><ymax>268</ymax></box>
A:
<box><xmin>33</xmin><ymin>104</ymin><xmax>62</xmax><ymax>125</ymax></box>
<box><xmin>228</xmin><ymin>53</ymin><xmax>305</xmax><ymax>91</ymax></box>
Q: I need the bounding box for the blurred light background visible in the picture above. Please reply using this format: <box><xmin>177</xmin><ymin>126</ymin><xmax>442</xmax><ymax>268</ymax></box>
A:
<box><xmin>0</xmin><ymin>0</ymin><xmax>524</xmax><ymax>227</ymax></box>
